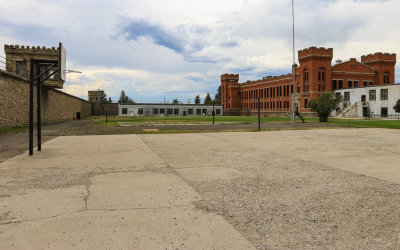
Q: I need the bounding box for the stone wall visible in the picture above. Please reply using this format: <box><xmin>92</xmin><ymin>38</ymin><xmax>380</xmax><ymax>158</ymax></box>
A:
<box><xmin>91</xmin><ymin>103</ymin><xmax>119</xmax><ymax>116</ymax></box>
<box><xmin>0</xmin><ymin>70</ymin><xmax>91</xmax><ymax>129</ymax></box>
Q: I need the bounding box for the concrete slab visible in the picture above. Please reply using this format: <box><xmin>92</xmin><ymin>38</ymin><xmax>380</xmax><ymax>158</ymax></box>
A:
<box><xmin>0</xmin><ymin>207</ymin><xmax>255</xmax><ymax>250</ymax></box>
<box><xmin>87</xmin><ymin>172</ymin><xmax>201</xmax><ymax>209</ymax></box>
<box><xmin>177</xmin><ymin>167</ymin><xmax>249</xmax><ymax>182</ymax></box>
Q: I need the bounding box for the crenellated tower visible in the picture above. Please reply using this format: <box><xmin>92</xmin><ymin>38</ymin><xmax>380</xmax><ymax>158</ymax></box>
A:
<box><xmin>220</xmin><ymin>74</ymin><xmax>240</xmax><ymax>113</ymax></box>
<box><xmin>361</xmin><ymin>52</ymin><xmax>396</xmax><ymax>85</ymax></box>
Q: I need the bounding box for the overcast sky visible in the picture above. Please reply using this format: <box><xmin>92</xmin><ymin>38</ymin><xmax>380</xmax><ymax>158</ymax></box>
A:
<box><xmin>1</xmin><ymin>0</ymin><xmax>399</xmax><ymax>103</ymax></box>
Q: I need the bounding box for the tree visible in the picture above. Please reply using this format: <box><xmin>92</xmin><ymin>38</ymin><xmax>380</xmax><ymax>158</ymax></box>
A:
<box><xmin>98</xmin><ymin>89</ymin><xmax>107</xmax><ymax>104</ymax></box>
<box><xmin>172</xmin><ymin>99</ymin><xmax>179</xmax><ymax>104</ymax></box>
<box><xmin>308</xmin><ymin>92</ymin><xmax>343</xmax><ymax>122</ymax></box>
<box><xmin>195</xmin><ymin>95</ymin><xmax>201</xmax><ymax>104</ymax></box>
<box><xmin>204</xmin><ymin>92</ymin><xmax>213</xmax><ymax>104</ymax></box>
<box><xmin>394</xmin><ymin>99</ymin><xmax>400</xmax><ymax>113</ymax></box>
<box><xmin>214</xmin><ymin>86</ymin><xmax>221</xmax><ymax>104</ymax></box>
<box><xmin>107</xmin><ymin>97</ymin><xmax>113</xmax><ymax>103</ymax></box>
<box><xmin>118</xmin><ymin>90</ymin><xmax>135</xmax><ymax>104</ymax></box>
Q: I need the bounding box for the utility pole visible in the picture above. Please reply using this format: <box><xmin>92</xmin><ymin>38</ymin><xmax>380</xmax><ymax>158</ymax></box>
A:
<box><xmin>291</xmin><ymin>0</ymin><xmax>296</xmax><ymax>124</ymax></box>
<box><xmin>258</xmin><ymin>97</ymin><xmax>261</xmax><ymax>131</ymax></box>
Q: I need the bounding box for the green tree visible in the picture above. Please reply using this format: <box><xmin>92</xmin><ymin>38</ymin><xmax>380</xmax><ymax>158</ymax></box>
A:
<box><xmin>172</xmin><ymin>99</ymin><xmax>179</xmax><ymax>104</ymax></box>
<box><xmin>394</xmin><ymin>99</ymin><xmax>400</xmax><ymax>113</ymax></box>
<box><xmin>214</xmin><ymin>86</ymin><xmax>221</xmax><ymax>104</ymax></box>
<box><xmin>118</xmin><ymin>90</ymin><xmax>135</xmax><ymax>104</ymax></box>
<box><xmin>107</xmin><ymin>97</ymin><xmax>113</xmax><ymax>103</ymax></box>
<box><xmin>204</xmin><ymin>92</ymin><xmax>213</xmax><ymax>104</ymax></box>
<box><xmin>308</xmin><ymin>92</ymin><xmax>343</xmax><ymax>122</ymax></box>
<box><xmin>195</xmin><ymin>95</ymin><xmax>201</xmax><ymax>104</ymax></box>
<box><xmin>99</xmin><ymin>89</ymin><xmax>107</xmax><ymax>104</ymax></box>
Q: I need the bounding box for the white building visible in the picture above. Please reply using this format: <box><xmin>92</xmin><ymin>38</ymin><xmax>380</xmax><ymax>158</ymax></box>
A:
<box><xmin>334</xmin><ymin>84</ymin><xmax>400</xmax><ymax>118</ymax></box>
<box><xmin>118</xmin><ymin>103</ymin><xmax>223</xmax><ymax>117</ymax></box>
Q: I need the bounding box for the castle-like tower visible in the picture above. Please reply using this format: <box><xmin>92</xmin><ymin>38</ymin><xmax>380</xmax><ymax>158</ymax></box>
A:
<box><xmin>88</xmin><ymin>90</ymin><xmax>102</xmax><ymax>103</ymax></box>
<box><xmin>221</xmin><ymin>46</ymin><xmax>396</xmax><ymax>116</ymax></box>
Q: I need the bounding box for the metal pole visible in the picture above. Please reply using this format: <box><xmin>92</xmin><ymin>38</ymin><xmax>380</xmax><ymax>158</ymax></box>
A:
<box><xmin>106</xmin><ymin>110</ymin><xmax>108</xmax><ymax>126</ymax></box>
<box><xmin>37</xmin><ymin>64</ymin><xmax>41</xmax><ymax>151</ymax></box>
<box><xmin>291</xmin><ymin>0</ymin><xmax>296</xmax><ymax>124</ymax></box>
<box><xmin>258</xmin><ymin>97</ymin><xmax>261</xmax><ymax>131</ymax></box>
<box><xmin>212</xmin><ymin>100</ymin><xmax>215</xmax><ymax>125</ymax></box>
<box><xmin>29</xmin><ymin>59</ymin><xmax>34</xmax><ymax>156</ymax></box>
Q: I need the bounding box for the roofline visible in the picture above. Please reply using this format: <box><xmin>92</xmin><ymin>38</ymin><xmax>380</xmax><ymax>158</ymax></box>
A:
<box><xmin>118</xmin><ymin>103</ymin><xmax>223</xmax><ymax>106</ymax></box>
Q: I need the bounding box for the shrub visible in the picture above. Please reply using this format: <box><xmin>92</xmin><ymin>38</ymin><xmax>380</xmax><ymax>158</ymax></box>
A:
<box><xmin>308</xmin><ymin>92</ymin><xmax>343</xmax><ymax>122</ymax></box>
<box><xmin>394</xmin><ymin>99</ymin><xmax>400</xmax><ymax>113</ymax></box>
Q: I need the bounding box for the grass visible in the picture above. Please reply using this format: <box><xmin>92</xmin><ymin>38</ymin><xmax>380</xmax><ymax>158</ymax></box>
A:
<box><xmin>328</xmin><ymin>118</ymin><xmax>400</xmax><ymax>129</ymax></box>
<box><xmin>88</xmin><ymin>115</ymin><xmax>314</xmax><ymax>126</ymax></box>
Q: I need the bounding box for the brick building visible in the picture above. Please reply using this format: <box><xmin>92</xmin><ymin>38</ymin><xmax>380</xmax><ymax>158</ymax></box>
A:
<box><xmin>221</xmin><ymin>46</ymin><xmax>396</xmax><ymax>116</ymax></box>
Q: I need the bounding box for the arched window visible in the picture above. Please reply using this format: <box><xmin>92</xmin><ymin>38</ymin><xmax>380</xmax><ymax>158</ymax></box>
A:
<box><xmin>384</xmin><ymin>72</ymin><xmax>390</xmax><ymax>84</ymax></box>
<box><xmin>303</xmin><ymin>68</ymin><xmax>309</xmax><ymax>83</ymax></box>
<box><xmin>318</xmin><ymin>68</ymin><xmax>326</xmax><ymax>83</ymax></box>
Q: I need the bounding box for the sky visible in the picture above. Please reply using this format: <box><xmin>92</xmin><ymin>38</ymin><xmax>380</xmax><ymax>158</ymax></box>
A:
<box><xmin>1</xmin><ymin>0</ymin><xmax>399</xmax><ymax>103</ymax></box>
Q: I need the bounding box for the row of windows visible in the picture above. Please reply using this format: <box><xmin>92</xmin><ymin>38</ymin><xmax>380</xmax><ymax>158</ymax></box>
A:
<box><xmin>243</xmin><ymin>85</ymin><xmax>292</xmax><ymax>100</ymax></box>
<box><xmin>303</xmin><ymin>68</ymin><xmax>326</xmax><ymax>84</ymax></box>
<box><xmin>333</xmin><ymin>80</ymin><xmax>375</xmax><ymax>90</ymax></box>
<box><xmin>121</xmin><ymin>108</ymin><xmax>221</xmax><ymax>115</ymax></box>
<box><xmin>242</xmin><ymin>100</ymin><xmax>291</xmax><ymax>110</ymax></box>
<box><xmin>340</xmin><ymin>89</ymin><xmax>388</xmax><ymax>103</ymax></box>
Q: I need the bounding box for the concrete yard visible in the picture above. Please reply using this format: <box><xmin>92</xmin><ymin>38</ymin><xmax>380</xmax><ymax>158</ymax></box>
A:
<box><xmin>1</xmin><ymin>128</ymin><xmax>400</xmax><ymax>249</ymax></box>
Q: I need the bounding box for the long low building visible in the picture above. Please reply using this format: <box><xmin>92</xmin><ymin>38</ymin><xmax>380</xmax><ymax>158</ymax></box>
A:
<box><xmin>118</xmin><ymin>103</ymin><xmax>223</xmax><ymax>117</ymax></box>
<box><xmin>334</xmin><ymin>84</ymin><xmax>400</xmax><ymax>118</ymax></box>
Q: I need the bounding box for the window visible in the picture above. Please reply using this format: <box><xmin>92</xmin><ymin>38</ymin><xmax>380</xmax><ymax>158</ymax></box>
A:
<box><xmin>304</xmin><ymin>84</ymin><xmax>309</xmax><ymax>92</ymax></box>
<box><xmin>138</xmin><ymin>108</ymin><xmax>143</xmax><ymax>115</ymax></box>
<box><xmin>381</xmin><ymin>89</ymin><xmax>388</xmax><ymax>100</ymax></box>
<box><xmin>297</xmin><ymin>84</ymin><xmax>300</xmax><ymax>93</ymax></box>
<box><xmin>363</xmin><ymin>81</ymin><xmax>368</xmax><ymax>87</ymax></box>
<box><xmin>153</xmin><ymin>108</ymin><xmax>159</xmax><ymax>114</ymax></box>
<box><xmin>332</xmin><ymin>80</ymin><xmax>337</xmax><ymax>90</ymax></box>
<box><xmin>369</xmin><ymin>90</ymin><xmax>376</xmax><ymax>101</ymax></box>
<box><xmin>303</xmin><ymin>68</ymin><xmax>309</xmax><ymax>83</ymax></box>
<box><xmin>369</xmin><ymin>81</ymin><xmax>373</xmax><ymax>86</ymax></box>
<box><xmin>291</xmin><ymin>84</ymin><xmax>293</xmax><ymax>93</ymax></box>
<box><xmin>196</xmin><ymin>109</ymin><xmax>201</xmax><ymax>115</ymax></box>
<box><xmin>351</xmin><ymin>64</ymin><xmax>356</xmax><ymax>70</ymax></box>
<box><xmin>122</xmin><ymin>108</ymin><xmax>128</xmax><ymax>115</ymax></box>
<box><xmin>384</xmin><ymin>72</ymin><xmax>390</xmax><ymax>84</ymax></box>
<box><xmin>354</xmin><ymin>81</ymin><xmax>358</xmax><ymax>88</ymax></box>
<box><xmin>216</xmin><ymin>109</ymin><xmax>221</xmax><ymax>115</ymax></box>
<box><xmin>174</xmin><ymin>108</ymin><xmax>179</xmax><ymax>115</ymax></box>
<box><xmin>16</xmin><ymin>61</ymin><xmax>27</xmax><ymax>77</ymax></box>
<box><xmin>338</xmin><ymin>80</ymin><xmax>343</xmax><ymax>89</ymax></box>
<box><xmin>348</xmin><ymin>81</ymin><xmax>353</xmax><ymax>88</ymax></box>
<box><xmin>318</xmin><ymin>68</ymin><xmax>326</xmax><ymax>83</ymax></box>
<box><xmin>188</xmin><ymin>109</ymin><xmax>193</xmax><ymax>115</ymax></box>
<box><xmin>160</xmin><ymin>108</ymin><xmax>165</xmax><ymax>114</ymax></box>
<box><xmin>344</xmin><ymin>92</ymin><xmax>350</xmax><ymax>102</ymax></box>
<box><xmin>304</xmin><ymin>99</ymin><xmax>308</xmax><ymax>108</ymax></box>
<box><xmin>202</xmin><ymin>109</ymin><xmax>207</xmax><ymax>115</ymax></box>
<box><xmin>381</xmin><ymin>107</ymin><xmax>388</xmax><ymax>117</ymax></box>
<box><xmin>168</xmin><ymin>108</ymin><xmax>173</xmax><ymax>114</ymax></box>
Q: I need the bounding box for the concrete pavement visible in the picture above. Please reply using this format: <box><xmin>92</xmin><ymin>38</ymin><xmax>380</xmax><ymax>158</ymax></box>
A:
<box><xmin>1</xmin><ymin>128</ymin><xmax>400</xmax><ymax>249</ymax></box>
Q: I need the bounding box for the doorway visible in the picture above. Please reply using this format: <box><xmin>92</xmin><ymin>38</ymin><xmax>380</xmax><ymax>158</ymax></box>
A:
<box><xmin>363</xmin><ymin>107</ymin><xmax>369</xmax><ymax>117</ymax></box>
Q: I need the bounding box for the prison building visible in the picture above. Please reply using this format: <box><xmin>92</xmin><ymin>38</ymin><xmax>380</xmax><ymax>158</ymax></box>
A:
<box><xmin>221</xmin><ymin>46</ymin><xmax>396</xmax><ymax>116</ymax></box>
<box><xmin>118</xmin><ymin>103</ymin><xmax>223</xmax><ymax>117</ymax></box>
<box><xmin>333</xmin><ymin>84</ymin><xmax>400</xmax><ymax>119</ymax></box>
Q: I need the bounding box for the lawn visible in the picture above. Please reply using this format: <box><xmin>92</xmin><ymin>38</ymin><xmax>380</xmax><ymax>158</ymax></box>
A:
<box><xmin>88</xmin><ymin>115</ymin><xmax>314</xmax><ymax>126</ymax></box>
<box><xmin>87</xmin><ymin>115</ymin><xmax>400</xmax><ymax>129</ymax></box>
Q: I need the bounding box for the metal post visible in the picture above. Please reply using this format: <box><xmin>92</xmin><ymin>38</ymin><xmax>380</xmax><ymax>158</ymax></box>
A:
<box><xmin>106</xmin><ymin>110</ymin><xmax>108</xmax><ymax>126</ymax></box>
<box><xmin>258</xmin><ymin>97</ymin><xmax>261</xmax><ymax>131</ymax></box>
<box><xmin>212</xmin><ymin>100</ymin><xmax>215</xmax><ymax>125</ymax></box>
<box><xmin>36</xmin><ymin>64</ymin><xmax>41</xmax><ymax>151</ymax></box>
<box><xmin>29</xmin><ymin>59</ymin><xmax>34</xmax><ymax>156</ymax></box>
<box><xmin>291</xmin><ymin>0</ymin><xmax>296</xmax><ymax>124</ymax></box>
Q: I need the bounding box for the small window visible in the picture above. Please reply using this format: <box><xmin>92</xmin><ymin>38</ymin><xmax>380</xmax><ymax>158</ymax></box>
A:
<box><xmin>303</xmin><ymin>68</ymin><xmax>309</xmax><ymax>83</ymax></box>
<box><xmin>196</xmin><ymin>109</ymin><xmax>201</xmax><ymax>115</ymax></box>
<box><xmin>174</xmin><ymin>108</ymin><xmax>179</xmax><ymax>115</ymax></box>
<box><xmin>153</xmin><ymin>108</ymin><xmax>159</xmax><ymax>114</ymax></box>
<box><xmin>369</xmin><ymin>90</ymin><xmax>376</xmax><ymax>101</ymax></box>
<box><xmin>138</xmin><ymin>108</ymin><xmax>143</xmax><ymax>115</ymax></box>
<box><xmin>384</xmin><ymin>72</ymin><xmax>390</xmax><ymax>84</ymax></box>
<box><xmin>344</xmin><ymin>92</ymin><xmax>350</xmax><ymax>102</ymax></box>
<box><xmin>188</xmin><ymin>109</ymin><xmax>193</xmax><ymax>115</ymax></box>
<box><xmin>304</xmin><ymin>99</ymin><xmax>308</xmax><ymax>108</ymax></box>
<box><xmin>160</xmin><ymin>108</ymin><xmax>165</xmax><ymax>114</ymax></box>
<box><xmin>369</xmin><ymin>81</ymin><xmax>373</xmax><ymax>86</ymax></box>
<box><xmin>338</xmin><ymin>80</ymin><xmax>343</xmax><ymax>89</ymax></box>
<box><xmin>16</xmin><ymin>61</ymin><xmax>27</xmax><ymax>77</ymax></box>
<box><xmin>354</xmin><ymin>81</ymin><xmax>359</xmax><ymax>87</ymax></box>
<box><xmin>202</xmin><ymin>109</ymin><xmax>207</xmax><ymax>115</ymax></box>
<box><xmin>348</xmin><ymin>81</ymin><xmax>353</xmax><ymax>88</ymax></box>
<box><xmin>216</xmin><ymin>109</ymin><xmax>221</xmax><ymax>115</ymax></box>
<box><xmin>332</xmin><ymin>80</ymin><xmax>337</xmax><ymax>90</ymax></box>
<box><xmin>318</xmin><ymin>68</ymin><xmax>325</xmax><ymax>83</ymax></box>
<box><xmin>168</xmin><ymin>108</ymin><xmax>173</xmax><ymax>114</ymax></box>
<box><xmin>363</xmin><ymin>81</ymin><xmax>368</xmax><ymax>87</ymax></box>
<box><xmin>381</xmin><ymin>89</ymin><xmax>388</xmax><ymax>100</ymax></box>
<box><xmin>122</xmin><ymin>108</ymin><xmax>128</xmax><ymax>115</ymax></box>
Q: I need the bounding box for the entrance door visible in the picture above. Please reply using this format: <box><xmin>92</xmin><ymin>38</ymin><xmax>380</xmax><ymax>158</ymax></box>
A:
<box><xmin>363</xmin><ymin>107</ymin><xmax>369</xmax><ymax>117</ymax></box>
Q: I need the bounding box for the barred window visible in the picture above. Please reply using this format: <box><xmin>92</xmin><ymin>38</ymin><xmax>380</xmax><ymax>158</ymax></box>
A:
<box><xmin>369</xmin><ymin>90</ymin><xmax>376</xmax><ymax>101</ymax></box>
<box><xmin>384</xmin><ymin>72</ymin><xmax>390</xmax><ymax>84</ymax></box>
<box><xmin>381</xmin><ymin>89</ymin><xmax>388</xmax><ymax>100</ymax></box>
<box><xmin>122</xmin><ymin>108</ymin><xmax>128</xmax><ymax>114</ymax></box>
<box><xmin>138</xmin><ymin>108</ymin><xmax>143</xmax><ymax>115</ymax></box>
<box><xmin>344</xmin><ymin>92</ymin><xmax>350</xmax><ymax>102</ymax></box>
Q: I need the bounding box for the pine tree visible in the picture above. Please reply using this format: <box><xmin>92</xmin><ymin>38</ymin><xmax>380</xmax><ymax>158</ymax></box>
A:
<box><xmin>204</xmin><ymin>92</ymin><xmax>213</xmax><ymax>104</ymax></box>
<box><xmin>195</xmin><ymin>95</ymin><xmax>201</xmax><ymax>104</ymax></box>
